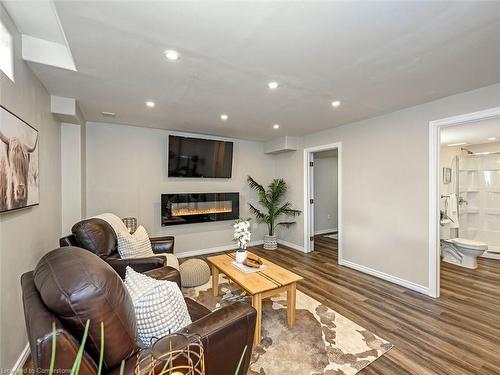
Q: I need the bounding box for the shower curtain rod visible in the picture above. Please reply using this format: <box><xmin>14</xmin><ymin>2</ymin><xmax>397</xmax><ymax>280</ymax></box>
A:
<box><xmin>462</xmin><ymin>150</ymin><xmax>500</xmax><ymax>156</ymax></box>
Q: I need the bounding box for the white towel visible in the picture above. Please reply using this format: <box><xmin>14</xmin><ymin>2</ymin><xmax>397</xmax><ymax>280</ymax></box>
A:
<box><xmin>447</xmin><ymin>194</ymin><xmax>459</xmax><ymax>229</ymax></box>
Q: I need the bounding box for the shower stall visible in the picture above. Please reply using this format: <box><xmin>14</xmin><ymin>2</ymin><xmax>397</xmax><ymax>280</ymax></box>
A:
<box><xmin>455</xmin><ymin>153</ymin><xmax>500</xmax><ymax>258</ymax></box>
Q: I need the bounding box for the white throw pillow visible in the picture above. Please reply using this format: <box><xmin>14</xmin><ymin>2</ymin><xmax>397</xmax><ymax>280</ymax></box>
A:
<box><xmin>117</xmin><ymin>225</ymin><xmax>154</xmax><ymax>259</ymax></box>
<box><xmin>124</xmin><ymin>267</ymin><xmax>192</xmax><ymax>347</ymax></box>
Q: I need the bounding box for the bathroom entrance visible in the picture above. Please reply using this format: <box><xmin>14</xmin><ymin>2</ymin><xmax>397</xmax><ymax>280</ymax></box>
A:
<box><xmin>303</xmin><ymin>143</ymin><xmax>343</xmax><ymax>261</ymax></box>
<box><xmin>429</xmin><ymin>107</ymin><xmax>500</xmax><ymax>297</ymax></box>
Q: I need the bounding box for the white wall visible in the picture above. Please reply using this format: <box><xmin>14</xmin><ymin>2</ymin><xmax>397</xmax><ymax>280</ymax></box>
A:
<box><xmin>273</xmin><ymin>137</ymin><xmax>305</xmax><ymax>243</ymax></box>
<box><xmin>275</xmin><ymin>83</ymin><xmax>500</xmax><ymax>289</ymax></box>
<box><xmin>313</xmin><ymin>152</ymin><xmax>338</xmax><ymax>233</ymax></box>
<box><xmin>61</xmin><ymin>123</ymin><xmax>82</xmax><ymax>234</ymax></box>
<box><xmin>80</xmin><ymin>121</ymin><xmax>87</xmax><ymax>218</ymax></box>
<box><xmin>440</xmin><ymin>145</ymin><xmax>462</xmax><ymax>197</ymax></box>
<box><xmin>0</xmin><ymin>5</ymin><xmax>61</xmax><ymax>369</ymax></box>
<box><xmin>85</xmin><ymin>122</ymin><xmax>276</xmax><ymax>255</ymax></box>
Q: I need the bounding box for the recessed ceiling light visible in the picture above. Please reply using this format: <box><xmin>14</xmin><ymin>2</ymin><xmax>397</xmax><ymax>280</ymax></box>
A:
<box><xmin>101</xmin><ymin>111</ymin><xmax>116</xmax><ymax>117</ymax></box>
<box><xmin>331</xmin><ymin>100</ymin><xmax>341</xmax><ymax>107</ymax></box>
<box><xmin>273</xmin><ymin>124</ymin><xmax>280</xmax><ymax>129</ymax></box>
<box><xmin>145</xmin><ymin>101</ymin><xmax>155</xmax><ymax>108</ymax></box>
<box><xmin>220</xmin><ymin>114</ymin><xmax>228</xmax><ymax>121</ymax></box>
<box><xmin>447</xmin><ymin>142</ymin><xmax>468</xmax><ymax>147</ymax></box>
<box><xmin>164</xmin><ymin>49</ymin><xmax>179</xmax><ymax>61</ymax></box>
<box><xmin>488</xmin><ymin>137</ymin><xmax>497</xmax><ymax>141</ymax></box>
<box><xmin>268</xmin><ymin>81</ymin><xmax>279</xmax><ymax>89</ymax></box>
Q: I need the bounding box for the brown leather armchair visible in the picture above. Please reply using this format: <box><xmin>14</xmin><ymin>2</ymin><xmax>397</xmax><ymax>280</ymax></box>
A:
<box><xmin>22</xmin><ymin>247</ymin><xmax>256</xmax><ymax>375</ymax></box>
<box><xmin>60</xmin><ymin>218</ymin><xmax>175</xmax><ymax>278</ymax></box>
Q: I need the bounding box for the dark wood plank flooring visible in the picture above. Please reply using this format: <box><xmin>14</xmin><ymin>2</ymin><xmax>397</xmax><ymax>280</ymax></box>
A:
<box><xmin>195</xmin><ymin>235</ymin><xmax>500</xmax><ymax>374</ymax></box>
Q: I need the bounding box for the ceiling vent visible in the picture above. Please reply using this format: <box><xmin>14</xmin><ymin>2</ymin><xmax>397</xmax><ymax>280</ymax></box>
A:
<box><xmin>264</xmin><ymin>136</ymin><xmax>299</xmax><ymax>154</ymax></box>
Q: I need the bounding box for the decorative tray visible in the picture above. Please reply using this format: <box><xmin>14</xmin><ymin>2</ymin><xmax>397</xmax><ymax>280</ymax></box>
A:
<box><xmin>231</xmin><ymin>261</ymin><xmax>266</xmax><ymax>273</ymax></box>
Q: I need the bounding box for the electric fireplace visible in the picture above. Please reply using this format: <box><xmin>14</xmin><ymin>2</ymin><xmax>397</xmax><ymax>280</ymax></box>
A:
<box><xmin>161</xmin><ymin>193</ymin><xmax>239</xmax><ymax>226</ymax></box>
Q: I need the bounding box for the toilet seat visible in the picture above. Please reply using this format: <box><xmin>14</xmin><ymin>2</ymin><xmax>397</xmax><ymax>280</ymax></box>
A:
<box><xmin>447</xmin><ymin>238</ymin><xmax>488</xmax><ymax>251</ymax></box>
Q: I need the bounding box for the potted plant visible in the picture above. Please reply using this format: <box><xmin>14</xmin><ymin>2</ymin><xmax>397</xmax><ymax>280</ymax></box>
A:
<box><xmin>247</xmin><ymin>176</ymin><xmax>301</xmax><ymax>250</ymax></box>
<box><xmin>233</xmin><ymin>218</ymin><xmax>251</xmax><ymax>263</ymax></box>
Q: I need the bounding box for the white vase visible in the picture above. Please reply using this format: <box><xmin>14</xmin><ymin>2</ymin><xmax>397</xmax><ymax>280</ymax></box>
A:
<box><xmin>263</xmin><ymin>235</ymin><xmax>278</xmax><ymax>250</ymax></box>
<box><xmin>235</xmin><ymin>250</ymin><xmax>247</xmax><ymax>263</ymax></box>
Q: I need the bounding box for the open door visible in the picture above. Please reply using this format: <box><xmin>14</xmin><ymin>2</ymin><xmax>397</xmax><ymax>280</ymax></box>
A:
<box><xmin>304</xmin><ymin>142</ymin><xmax>342</xmax><ymax>258</ymax></box>
<box><xmin>307</xmin><ymin>152</ymin><xmax>315</xmax><ymax>252</ymax></box>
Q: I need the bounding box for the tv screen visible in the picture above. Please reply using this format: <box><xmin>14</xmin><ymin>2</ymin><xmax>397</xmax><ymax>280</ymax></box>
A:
<box><xmin>168</xmin><ymin>135</ymin><xmax>233</xmax><ymax>178</ymax></box>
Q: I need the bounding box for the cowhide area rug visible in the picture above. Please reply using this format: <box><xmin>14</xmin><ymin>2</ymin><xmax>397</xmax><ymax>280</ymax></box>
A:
<box><xmin>183</xmin><ymin>275</ymin><xmax>393</xmax><ymax>375</ymax></box>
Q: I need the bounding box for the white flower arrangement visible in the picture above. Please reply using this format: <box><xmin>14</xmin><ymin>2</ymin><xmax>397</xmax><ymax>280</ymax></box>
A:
<box><xmin>233</xmin><ymin>218</ymin><xmax>251</xmax><ymax>250</ymax></box>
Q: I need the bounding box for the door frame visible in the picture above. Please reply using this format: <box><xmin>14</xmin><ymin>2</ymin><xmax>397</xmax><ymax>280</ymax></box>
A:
<box><xmin>428</xmin><ymin>106</ymin><xmax>500</xmax><ymax>298</ymax></box>
<box><xmin>303</xmin><ymin>142</ymin><xmax>343</xmax><ymax>261</ymax></box>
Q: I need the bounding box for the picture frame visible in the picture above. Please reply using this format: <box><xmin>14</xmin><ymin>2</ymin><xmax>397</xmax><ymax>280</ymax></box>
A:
<box><xmin>443</xmin><ymin>167</ymin><xmax>452</xmax><ymax>185</ymax></box>
<box><xmin>0</xmin><ymin>105</ymin><xmax>39</xmax><ymax>213</ymax></box>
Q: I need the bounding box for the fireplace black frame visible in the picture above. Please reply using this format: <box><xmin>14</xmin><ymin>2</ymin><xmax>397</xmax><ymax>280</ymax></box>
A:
<box><xmin>161</xmin><ymin>192</ymin><xmax>239</xmax><ymax>226</ymax></box>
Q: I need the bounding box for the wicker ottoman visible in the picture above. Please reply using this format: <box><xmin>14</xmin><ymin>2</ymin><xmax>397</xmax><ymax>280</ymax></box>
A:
<box><xmin>180</xmin><ymin>259</ymin><xmax>211</xmax><ymax>288</ymax></box>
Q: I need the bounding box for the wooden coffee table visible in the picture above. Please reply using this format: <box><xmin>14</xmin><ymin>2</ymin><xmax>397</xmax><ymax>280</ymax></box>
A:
<box><xmin>207</xmin><ymin>252</ymin><xmax>303</xmax><ymax>345</ymax></box>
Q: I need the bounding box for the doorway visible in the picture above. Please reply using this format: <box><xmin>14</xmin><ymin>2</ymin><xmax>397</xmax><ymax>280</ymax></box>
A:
<box><xmin>303</xmin><ymin>142</ymin><xmax>343</xmax><ymax>260</ymax></box>
<box><xmin>429</xmin><ymin>106</ymin><xmax>500</xmax><ymax>298</ymax></box>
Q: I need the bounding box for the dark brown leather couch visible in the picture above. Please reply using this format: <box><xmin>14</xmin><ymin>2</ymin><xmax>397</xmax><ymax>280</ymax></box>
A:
<box><xmin>60</xmin><ymin>218</ymin><xmax>176</xmax><ymax>278</ymax></box>
<box><xmin>22</xmin><ymin>247</ymin><xmax>256</xmax><ymax>375</ymax></box>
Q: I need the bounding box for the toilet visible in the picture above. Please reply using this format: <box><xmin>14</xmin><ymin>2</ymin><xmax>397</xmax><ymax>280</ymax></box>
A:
<box><xmin>441</xmin><ymin>238</ymin><xmax>488</xmax><ymax>269</ymax></box>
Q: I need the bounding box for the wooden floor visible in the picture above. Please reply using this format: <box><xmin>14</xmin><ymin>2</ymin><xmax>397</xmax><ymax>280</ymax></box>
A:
<box><xmin>201</xmin><ymin>235</ymin><xmax>500</xmax><ymax>374</ymax></box>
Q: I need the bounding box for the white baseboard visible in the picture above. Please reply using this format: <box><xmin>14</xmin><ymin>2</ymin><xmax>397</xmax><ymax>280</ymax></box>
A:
<box><xmin>277</xmin><ymin>239</ymin><xmax>307</xmax><ymax>253</ymax></box>
<box><xmin>176</xmin><ymin>239</ymin><xmax>308</xmax><ymax>258</ymax></box>
<box><xmin>482</xmin><ymin>251</ymin><xmax>500</xmax><ymax>260</ymax></box>
<box><xmin>176</xmin><ymin>240</ymin><xmax>264</xmax><ymax>258</ymax></box>
<box><xmin>314</xmin><ymin>228</ymin><xmax>338</xmax><ymax>235</ymax></box>
<box><xmin>11</xmin><ymin>343</ymin><xmax>30</xmax><ymax>375</ymax></box>
<box><xmin>339</xmin><ymin>259</ymin><xmax>430</xmax><ymax>296</ymax></box>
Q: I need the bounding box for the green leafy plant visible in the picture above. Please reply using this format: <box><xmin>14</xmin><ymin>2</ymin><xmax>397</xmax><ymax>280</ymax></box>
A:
<box><xmin>234</xmin><ymin>345</ymin><xmax>247</xmax><ymax>375</ymax></box>
<box><xmin>247</xmin><ymin>176</ymin><xmax>301</xmax><ymax>236</ymax></box>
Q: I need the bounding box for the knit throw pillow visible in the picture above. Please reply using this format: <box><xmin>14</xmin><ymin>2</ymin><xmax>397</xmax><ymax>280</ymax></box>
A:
<box><xmin>117</xmin><ymin>225</ymin><xmax>154</xmax><ymax>259</ymax></box>
<box><xmin>124</xmin><ymin>267</ymin><xmax>192</xmax><ymax>347</ymax></box>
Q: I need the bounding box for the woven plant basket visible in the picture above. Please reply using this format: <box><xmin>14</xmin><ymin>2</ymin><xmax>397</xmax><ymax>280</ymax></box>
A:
<box><xmin>263</xmin><ymin>235</ymin><xmax>277</xmax><ymax>250</ymax></box>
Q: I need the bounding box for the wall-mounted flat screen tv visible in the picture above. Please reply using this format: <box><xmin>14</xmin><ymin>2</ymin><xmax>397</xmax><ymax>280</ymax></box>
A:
<box><xmin>168</xmin><ymin>135</ymin><xmax>233</xmax><ymax>178</ymax></box>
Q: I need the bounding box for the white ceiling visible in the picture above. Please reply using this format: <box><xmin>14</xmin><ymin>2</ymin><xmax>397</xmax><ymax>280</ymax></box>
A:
<box><xmin>440</xmin><ymin>117</ymin><xmax>500</xmax><ymax>145</ymax></box>
<box><xmin>18</xmin><ymin>1</ymin><xmax>500</xmax><ymax>140</ymax></box>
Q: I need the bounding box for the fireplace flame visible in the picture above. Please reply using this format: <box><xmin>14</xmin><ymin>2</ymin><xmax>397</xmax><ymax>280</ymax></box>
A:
<box><xmin>172</xmin><ymin>207</ymin><xmax>232</xmax><ymax>216</ymax></box>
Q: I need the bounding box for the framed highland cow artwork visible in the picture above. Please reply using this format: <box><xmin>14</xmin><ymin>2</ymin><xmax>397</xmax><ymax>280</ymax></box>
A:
<box><xmin>0</xmin><ymin>105</ymin><xmax>39</xmax><ymax>213</ymax></box>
